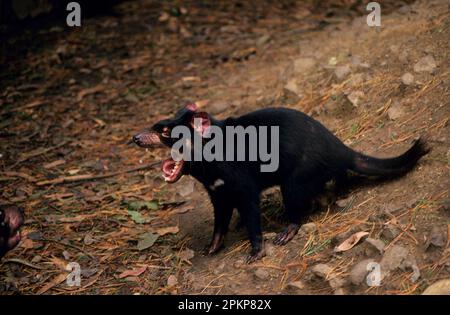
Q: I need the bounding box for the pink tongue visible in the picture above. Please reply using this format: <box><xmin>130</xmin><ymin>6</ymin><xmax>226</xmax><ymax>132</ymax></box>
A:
<box><xmin>162</xmin><ymin>159</ymin><xmax>176</xmax><ymax>176</ymax></box>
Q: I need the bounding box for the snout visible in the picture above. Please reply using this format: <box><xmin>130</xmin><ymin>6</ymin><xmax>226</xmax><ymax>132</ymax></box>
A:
<box><xmin>132</xmin><ymin>130</ymin><xmax>163</xmax><ymax>148</ymax></box>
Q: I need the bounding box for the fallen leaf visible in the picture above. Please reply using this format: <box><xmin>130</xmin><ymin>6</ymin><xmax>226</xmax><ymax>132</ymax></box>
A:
<box><xmin>155</xmin><ymin>226</ymin><xmax>179</xmax><ymax>236</ymax></box>
<box><xmin>128</xmin><ymin>210</ymin><xmax>151</xmax><ymax>224</ymax></box>
<box><xmin>334</xmin><ymin>231</ymin><xmax>369</xmax><ymax>252</ymax></box>
<box><xmin>37</xmin><ymin>273</ymin><xmax>67</xmax><ymax>294</ymax></box>
<box><xmin>137</xmin><ymin>232</ymin><xmax>159</xmax><ymax>251</ymax></box>
<box><xmin>167</xmin><ymin>275</ymin><xmax>178</xmax><ymax>286</ymax></box>
<box><xmin>43</xmin><ymin>159</ymin><xmax>66</xmax><ymax>169</ymax></box>
<box><xmin>77</xmin><ymin>85</ymin><xmax>104</xmax><ymax>102</ymax></box>
<box><xmin>118</xmin><ymin>266</ymin><xmax>147</xmax><ymax>279</ymax></box>
<box><xmin>49</xmin><ymin>256</ymin><xmax>68</xmax><ymax>270</ymax></box>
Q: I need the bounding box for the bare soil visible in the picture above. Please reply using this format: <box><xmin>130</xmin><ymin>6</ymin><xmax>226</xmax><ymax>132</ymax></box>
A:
<box><xmin>0</xmin><ymin>0</ymin><xmax>448</xmax><ymax>295</ymax></box>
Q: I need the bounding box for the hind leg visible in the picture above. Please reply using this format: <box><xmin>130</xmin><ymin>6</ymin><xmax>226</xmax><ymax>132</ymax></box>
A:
<box><xmin>274</xmin><ymin>177</ymin><xmax>324</xmax><ymax>245</ymax></box>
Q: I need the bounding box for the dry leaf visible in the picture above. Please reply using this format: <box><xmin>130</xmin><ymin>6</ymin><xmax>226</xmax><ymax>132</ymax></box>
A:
<box><xmin>118</xmin><ymin>266</ymin><xmax>147</xmax><ymax>279</ymax></box>
<box><xmin>37</xmin><ymin>273</ymin><xmax>67</xmax><ymax>295</ymax></box>
<box><xmin>77</xmin><ymin>85</ymin><xmax>104</xmax><ymax>101</ymax></box>
<box><xmin>155</xmin><ymin>226</ymin><xmax>179</xmax><ymax>236</ymax></box>
<box><xmin>167</xmin><ymin>275</ymin><xmax>178</xmax><ymax>286</ymax></box>
<box><xmin>49</xmin><ymin>256</ymin><xmax>68</xmax><ymax>270</ymax></box>
<box><xmin>334</xmin><ymin>231</ymin><xmax>369</xmax><ymax>252</ymax></box>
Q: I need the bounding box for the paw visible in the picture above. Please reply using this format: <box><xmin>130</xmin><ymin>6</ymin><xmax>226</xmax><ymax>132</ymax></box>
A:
<box><xmin>246</xmin><ymin>247</ymin><xmax>266</xmax><ymax>264</ymax></box>
<box><xmin>203</xmin><ymin>242</ymin><xmax>224</xmax><ymax>255</ymax></box>
<box><xmin>203</xmin><ymin>233</ymin><xmax>225</xmax><ymax>255</ymax></box>
<box><xmin>273</xmin><ymin>224</ymin><xmax>299</xmax><ymax>246</ymax></box>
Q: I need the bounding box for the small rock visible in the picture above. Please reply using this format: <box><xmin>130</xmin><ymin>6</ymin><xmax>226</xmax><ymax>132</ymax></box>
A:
<box><xmin>167</xmin><ymin>275</ymin><xmax>178</xmax><ymax>286</ymax></box>
<box><xmin>83</xmin><ymin>233</ymin><xmax>95</xmax><ymax>245</ymax></box>
<box><xmin>287</xmin><ymin>280</ymin><xmax>305</xmax><ymax>290</ymax></box>
<box><xmin>401</xmin><ymin>72</ymin><xmax>415</xmax><ymax>85</ymax></box>
<box><xmin>312</xmin><ymin>264</ymin><xmax>333</xmax><ymax>278</ymax></box>
<box><xmin>380</xmin><ymin>245</ymin><xmax>409</xmax><ymax>278</ymax></box>
<box><xmin>31</xmin><ymin>255</ymin><xmax>42</xmax><ymax>263</ymax></box>
<box><xmin>62</xmin><ymin>251</ymin><xmax>71</xmax><ymax>260</ymax></box>
<box><xmin>336</xmin><ymin>196</ymin><xmax>353</xmax><ymax>208</ymax></box>
<box><xmin>426</xmin><ymin>226</ymin><xmax>447</xmax><ymax>250</ymax></box>
<box><xmin>349</xmin><ymin>259</ymin><xmax>374</xmax><ymax>285</ymax></box>
<box><xmin>208</xmin><ymin>100</ymin><xmax>228</xmax><ymax>115</ymax></box>
<box><xmin>422</xmin><ymin>279</ymin><xmax>450</xmax><ymax>295</ymax></box>
<box><xmin>347</xmin><ymin>91</ymin><xmax>365</xmax><ymax>107</ymax></box>
<box><xmin>334</xmin><ymin>65</ymin><xmax>351</xmax><ymax>81</ymax></box>
<box><xmin>365</xmin><ymin>238</ymin><xmax>385</xmax><ymax>254</ymax></box>
<box><xmin>387</xmin><ymin>103</ymin><xmax>404</xmax><ymax>120</ymax></box>
<box><xmin>299</xmin><ymin>222</ymin><xmax>317</xmax><ymax>234</ymax></box>
<box><xmin>414</xmin><ymin>55</ymin><xmax>437</xmax><ymax>73</ymax></box>
<box><xmin>329</xmin><ymin>277</ymin><xmax>347</xmax><ymax>289</ymax></box>
<box><xmin>284</xmin><ymin>80</ymin><xmax>302</xmax><ymax>96</ymax></box>
<box><xmin>254</xmin><ymin>268</ymin><xmax>270</xmax><ymax>280</ymax></box>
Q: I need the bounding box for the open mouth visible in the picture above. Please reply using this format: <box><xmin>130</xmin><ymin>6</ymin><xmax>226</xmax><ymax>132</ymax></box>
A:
<box><xmin>162</xmin><ymin>158</ymin><xmax>185</xmax><ymax>183</ymax></box>
<box><xmin>134</xmin><ymin>130</ymin><xmax>186</xmax><ymax>183</ymax></box>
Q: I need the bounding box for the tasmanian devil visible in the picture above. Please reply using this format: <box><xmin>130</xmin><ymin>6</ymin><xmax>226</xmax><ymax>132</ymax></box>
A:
<box><xmin>133</xmin><ymin>104</ymin><xmax>429</xmax><ymax>263</ymax></box>
<box><xmin>0</xmin><ymin>205</ymin><xmax>24</xmax><ymax>259</ymax></box>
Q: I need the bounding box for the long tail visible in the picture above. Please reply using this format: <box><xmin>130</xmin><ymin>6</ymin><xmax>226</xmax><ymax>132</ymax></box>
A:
<box><xmin>349</xmin><ymin>137</ymin><xmax>430</xmax><ymax>177</ymax></box>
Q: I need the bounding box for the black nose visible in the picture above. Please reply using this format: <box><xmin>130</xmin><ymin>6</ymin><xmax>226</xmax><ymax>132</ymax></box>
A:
<box><xmin>132</xmin><ymin>134</ymin><xmax>140</xmax><ymax>144</ymax></box>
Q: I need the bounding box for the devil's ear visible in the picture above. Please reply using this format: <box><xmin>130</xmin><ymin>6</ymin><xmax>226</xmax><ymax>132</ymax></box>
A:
<box><xmin>185</xmin><ymin>103</ymin><xmax>198</xmax><ymax>112</ymax></box>
<box><xmin>190</xmin><ymin>112</ymin><xmax>211</xmax><ymax>136</ymax></box>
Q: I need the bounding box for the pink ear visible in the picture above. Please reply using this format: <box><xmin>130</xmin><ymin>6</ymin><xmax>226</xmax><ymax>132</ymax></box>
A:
<box><xmin>185</xmin><ymin>103</ymin><xmax>198</xmax><ymax>112</ymax></box>
<box><xmin>190</xmin><ymin>112</ymin><xmax>211</xmax><ymax>136</ymax></box>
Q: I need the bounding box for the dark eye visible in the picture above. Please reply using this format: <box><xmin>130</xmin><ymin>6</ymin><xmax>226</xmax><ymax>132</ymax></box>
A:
<box><xmin>161</xmin><ymin>127</ymin><xmax>170</xmax><ymax>138</ymax></box>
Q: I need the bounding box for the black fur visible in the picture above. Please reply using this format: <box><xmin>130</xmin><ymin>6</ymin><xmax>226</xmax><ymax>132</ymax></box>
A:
<box><xmin>134</xmin><ymin>106</ymin><xmax>429</xmax><ymax>262</ymax></box>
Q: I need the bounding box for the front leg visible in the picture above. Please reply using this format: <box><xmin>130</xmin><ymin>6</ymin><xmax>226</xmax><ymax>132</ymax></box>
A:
<box><xmin>238</xmin><ymin>194</ymin><xmax>266</xmax><ymax>264</ymax></box>
<box><xmin>204</xmin><ymin>192</ymin><xmax>233</xmax><ymax>255</ymax></box>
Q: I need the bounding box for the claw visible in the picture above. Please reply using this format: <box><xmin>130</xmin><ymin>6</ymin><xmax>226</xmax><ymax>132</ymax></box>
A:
<box><xmin>246</xmin><ymin>247</ymin><xmax>266</xmax><ymax>264</ymax></box>
<box><xmin>273</xmin><ymin>224</ymin><xmax>300</xmax><ymax>246</ymax></box>
<box><xmin>203</xmin><ymin>232</ymin><xmax>225</xmax><ymax>255</ymax></box>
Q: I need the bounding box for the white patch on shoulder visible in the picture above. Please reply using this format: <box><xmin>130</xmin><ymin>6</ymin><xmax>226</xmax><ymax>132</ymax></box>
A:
<box><xmin>209</xmin><ymin>178</ymin><xmax>225</xmax><ymax>191</ymax></box>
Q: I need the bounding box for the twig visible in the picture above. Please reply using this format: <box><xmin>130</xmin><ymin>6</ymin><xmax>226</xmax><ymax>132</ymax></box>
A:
<box><xmin>2</xmin><ymin>258</ymin><xmax>45</xmax><ymax>269</ymax></box>
<box><xmin>36</xmin><ymin>162</ymin><xmax>160</xmax><ymax>186</ymax></box>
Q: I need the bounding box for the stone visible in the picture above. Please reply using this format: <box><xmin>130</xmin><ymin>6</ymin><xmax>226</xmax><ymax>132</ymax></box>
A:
<box><xmin>334</xmin><ymin>65</ymin><xmax>351</xmax><ymax>81</ymax></box>
<box><xmin>312</xmin><ymin>264</ymin><xmax>333</xmax><ymax>278</ymax></box>
<box><xmin>387</xmin><ymin>103</ymin><xmax>404</xmax><ymax>120</ymax></box>
<box><xmin>365</xmin><ymin>238</ymin><xmax>385</xmax><ymax>254</ymax></box>
<box><xmin>422</xmin><ymin>279</ymin><xmax>450</xmax><ymax>295</ymax></box>
<box><xmin>347</xmin><ymin>91</ymin><xmax>365</xmax><ymax>107</ymax></box>
<box><xmin>401</xmin><ymin>72</ymin><xmax>415</xmax><ymax>85</ymax></box>
<box><xmin>414</xmin><ymin>55</ymin><xmax>437</xmax><ymax>73</ymax></box>
<box><xmin>380</xmin><ymin>245</ymin><xmax>409</xmax><ymax>277</ymax></box>
<box><xmin>286</xmin><ymin>280</ymin><xmax>305</xmax><ymax>290</ymax></box>
<box><xmin>208</xmin><ymin>100</ymin><xmax>228</xmax><ymax>115</ymax></box>
<box><xmin>299</xmin><ymin>222</ymin><xmax>317</xmax><ymax>234</ymax></box>
<box><xmin>349</xmin><ymin>259</ymin><xmax>374</xmax><ymax>285</ymax></box>
<box><xmin>254</xmin><ymin>268</ymin><xmax>270</xmax><ymax>280</ymax></box>
<box><xmin>426</xmin><ymin>226</ymin><xmax>447</xmax><ymax>249</ymax></box>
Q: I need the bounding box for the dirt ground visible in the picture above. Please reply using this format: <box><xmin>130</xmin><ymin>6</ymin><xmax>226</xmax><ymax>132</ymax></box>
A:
<box><xmin>0</xmin><ymin>0</ymin><xmax>449</xmax><ymax>295</ymax></box>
